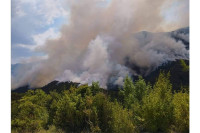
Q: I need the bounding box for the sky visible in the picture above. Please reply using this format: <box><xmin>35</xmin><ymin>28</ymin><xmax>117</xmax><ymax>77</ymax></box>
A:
<box><xmin>11</xmin><ymin>0</ymin><xmax>189</xmax><ymax>64</ymax></box>
<box><xmin>11</xmin><ymin>0</ymin><xmax>112</xmax><ymax>64</ymax></box>
<box><xmin>11</xmin><ymin>0</ymin><xmax>69</xmax><ymax>64</ymax></box>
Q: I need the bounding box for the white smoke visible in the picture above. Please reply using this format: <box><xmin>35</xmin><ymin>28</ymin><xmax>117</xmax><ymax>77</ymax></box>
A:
<box><xmin>11</xmin><ymin>0</ymin><xmax>189</xmax><ymax>89</ymax></box>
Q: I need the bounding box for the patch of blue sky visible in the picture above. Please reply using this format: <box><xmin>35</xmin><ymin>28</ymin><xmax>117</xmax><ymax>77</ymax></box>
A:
<box><xmin>11</xmin><ymin>0</ymin><xmax>69</xmax><ymax>45</ymax></box>
<box><xmin>40</xmin><ymin>16</ymin><xmax>69</xmax><ymax>33</ymax></box>
<box><xmin>11</xmin><ymin>4</ymin><xmax>68</xmax><ymax>64</ymax></box>
<box><xmin>11</xmin><ymin>45</ymin><xmax>47</xmax><ymax>64</ymax></box>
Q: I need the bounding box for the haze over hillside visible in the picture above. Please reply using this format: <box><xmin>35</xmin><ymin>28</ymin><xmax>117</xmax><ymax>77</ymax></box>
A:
<box><xmin>11</xmin><ymin>0</ymin><xmax>189</xmax><ymax>89</ymax></box>
<box><xmin>12</xmin><ymin>27</ymin><xmax>189</xmax><ymax>90</ymax></box>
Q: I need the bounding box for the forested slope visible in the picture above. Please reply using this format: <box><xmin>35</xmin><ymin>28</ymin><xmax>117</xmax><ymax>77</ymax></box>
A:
<box><xmin>11</xmin><ymin>71</ymin><xmax>189</xmax><ymax>133</ymax></box>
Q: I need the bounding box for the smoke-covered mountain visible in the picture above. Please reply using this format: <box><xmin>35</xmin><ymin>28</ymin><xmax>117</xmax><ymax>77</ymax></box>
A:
<box><xmin>144</xmin><ymin>59</ymin><xmax>189</xmax><ymax>91</ymax></box>
<box><xmin>12</xmin><ymin>27</ymin><xmax>189</xmax><ymax>90</ymax></box>
<box><xmin>12</xmin><ymin>58</ymin><xmax>189</xmax><ymax>93</ymax></box>
<box><xmin>12</xmin><ymin>81</ymin><xmax>80</xmax><ymax>93</ymax></box>
<box><xmin>122</xmin><ymin>27</ymin><xmax>189</xmax><ymax>76</ymax></box>
<box><xmin>170</xmin><ymin>27</ymin><xmax>189</xmax><ymax>49</ymax></box>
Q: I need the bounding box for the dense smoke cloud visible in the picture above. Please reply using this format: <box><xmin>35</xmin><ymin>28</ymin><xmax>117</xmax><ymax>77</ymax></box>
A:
<box><xmin>12</xmin><ymin>0</ymin><xmax>189</xmax><ymax>89</ymax></box>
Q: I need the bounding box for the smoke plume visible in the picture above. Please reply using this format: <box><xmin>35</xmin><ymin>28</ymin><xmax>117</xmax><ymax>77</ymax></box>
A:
<box><xmin>12</xmin><ymin>0</ymin><xmax>189</xmax><ymax>89</ymax></box>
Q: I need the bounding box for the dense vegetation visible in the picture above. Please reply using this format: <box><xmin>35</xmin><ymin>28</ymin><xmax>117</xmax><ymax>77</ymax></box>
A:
<box><xmin>11</xmin><ymin>72</ymin><xmax>189</xmax><ymax>133</ymax></box>
<box><xmin>145</xmin><ymin>59</ymin><xmax>189</xmax><ymax>91</ymax></box>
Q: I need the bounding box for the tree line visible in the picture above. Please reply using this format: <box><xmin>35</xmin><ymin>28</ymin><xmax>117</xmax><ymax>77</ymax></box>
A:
<box><xmin>11</xmin><ymin>72</ymin><xmax>189</xmax><ymax>133</ymax></box>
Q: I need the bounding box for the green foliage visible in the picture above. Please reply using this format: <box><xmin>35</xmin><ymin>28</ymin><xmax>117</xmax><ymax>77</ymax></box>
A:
<box><xmin>120</xmin><ymin>76</ymin><xmax>150</xmax><ymax>109</ymax></box>
<box><xmin>141</xmin><ymin>72</ymin><xmax>174</xmax><ymax>132</ymax></box>
<box><xmin>120</xmin><ymin>76</ymin><xmax>135</xmax><ymax>108</ymax></box>
<box><xmin>91</xmin><ymin>82</ymin><xmax>102</xmax><ymax>95</ymax></box>
<box><xmin>172</xmin><ymin>92</ymin><xmax>189</xmax><ymax>133</ymax></box>
<box><xmin>11</xmin><ymin>73</ymin><xmax>189</xmax><ymax>133</ymax></box>
<box><xmin>105</xmin><ymin>101</ymin><xmax>135</xmax><ymax>133</ymax></box>
<box><xmin>53</xmin><ymin>90</ymin><xmax>85</xmax><ymax>132</ymax></box>
<box><xmin>12</xmin><ymin>89</ymin><xmax>49</xmax><ymax>132</ymax></box>
<box><xmin>47</xmin><ymin>91</ymin><xmax>61</xmax><ymax>126</ymax></box>
<box><xmin>93</xmin><ymin>93</ymin><xmax>135</xmax><ymax>133</ymax></box>
<box><xmin>53</xmin><ymin>86</ymin><xmax>101</xmax><ymax>132</ymax></box>
<box><xmin>180</xmin><ymin>59</ymin><xmax>189</xmax><ymax>72</ymax></box>
<box><xmin>11</xmin><ymin>101</ymin><xmax>20</xmax><ymax>120</ymax></box>
<box><xmin>134</xmin><ymin>76</ymin><xmax>151</xmax><ymax>102</ymax></box>
<box><xmin>37</xmin><ymin>125</ymin><xmax>64</xmax><ymax>133</ymax></box>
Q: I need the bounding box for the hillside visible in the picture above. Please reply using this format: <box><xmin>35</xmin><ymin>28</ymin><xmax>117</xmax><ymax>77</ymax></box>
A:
<box><xmin>12</xmin><ymin>59</ymin><xmax>189</xmax><ymax>95</ymax></box>
<box><xmin>144</xmin><ymin>59</ymin><xmax>189</xmax><ymax>91</ymax></box>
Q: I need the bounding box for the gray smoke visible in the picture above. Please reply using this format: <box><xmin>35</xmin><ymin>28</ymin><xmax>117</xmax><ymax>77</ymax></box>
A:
<box><xmin>12</xmin><ymin>0</ymin><xmax>189</xmax><ymax>89</ymax></box>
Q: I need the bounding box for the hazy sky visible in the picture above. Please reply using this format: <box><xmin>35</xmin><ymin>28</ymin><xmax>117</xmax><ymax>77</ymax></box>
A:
<box><xmin>11</xmin><ymin>0</ymin><xmax>189</xmax><ymax>89</ymax></box>
<box><xmin>11</xmin><ymin>0</ymin><xmax>189</xmax><ymax>64</ymax></box>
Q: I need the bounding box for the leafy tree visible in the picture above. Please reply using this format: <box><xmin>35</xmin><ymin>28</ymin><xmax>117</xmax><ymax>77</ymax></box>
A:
<box><xmin>172</xmin><ymin>92</ymin><xmax>189</xmax><ymax>132</ymax></box>
<box><xmin>120</xmin><ymin>76</ymin><xmax>150</xmax><ymax>109</ymax></box>
<box><xmin>75</xmin><ymin>84</ymin><xmax>92</xmax><ymax>97</ymax></box>
<box><xmin>119</xmin><ymin>76</ymin><xmax>151</xmax><ymax>131</ymax></box>
<box><xmin>47</xmin><ymin>91</ymin><xmax>61</xmax><ymax>126</ymax></box>
<box><xmin>91</xmin><ymin>82</ymin><xmax>102</xmax><ymax>95</ymax></box>
<box><xmin>53</xmin><ymin>85</ymin><xmax>101</xmax><ymax>132</ymax></box>
<box><xmin>11</xmin><ymin>101</ymin><xmax>20</xmax><ymax>120</ymax></box>
<box><xmin>53</xmin><ymin>91</ymin><xmax>85</xmax><ymax>132</ymax></box>
<box><xmin>119</xmin><ymin>76</ymin><xmax>135</xmax><ymax>109</ymax></box>
<box><xmin>141</xmin><ymin>72</ymin><xmax>174</xmax><ymax>132</ymax></box>
<box><xmin>11</xmin><ymin>90</ymin><xmax>49</xmax><ymax>132</ymax></box>
<box><xmin>93</xmin><ymin>93</ymin><xmax>135</xmax><ymax>133</ymax></box>
<box><xmin>83</xmin><ymin>95</ymin><xmax>100</xmax><ymax>132</ymax></box>
<box><xmin>180</xmin><ymin>59</ymin><xmax>189</xmax><ymax>72</ymax></box>
<box><xmin>107</xmin><ymin>101</ymin><xmax>135</xmax><ymax>133</ymax></box>
<box><xmin>134</xmin><ymin>76</ymin><xmax>151</xmax><ymax>102</ymax></box>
